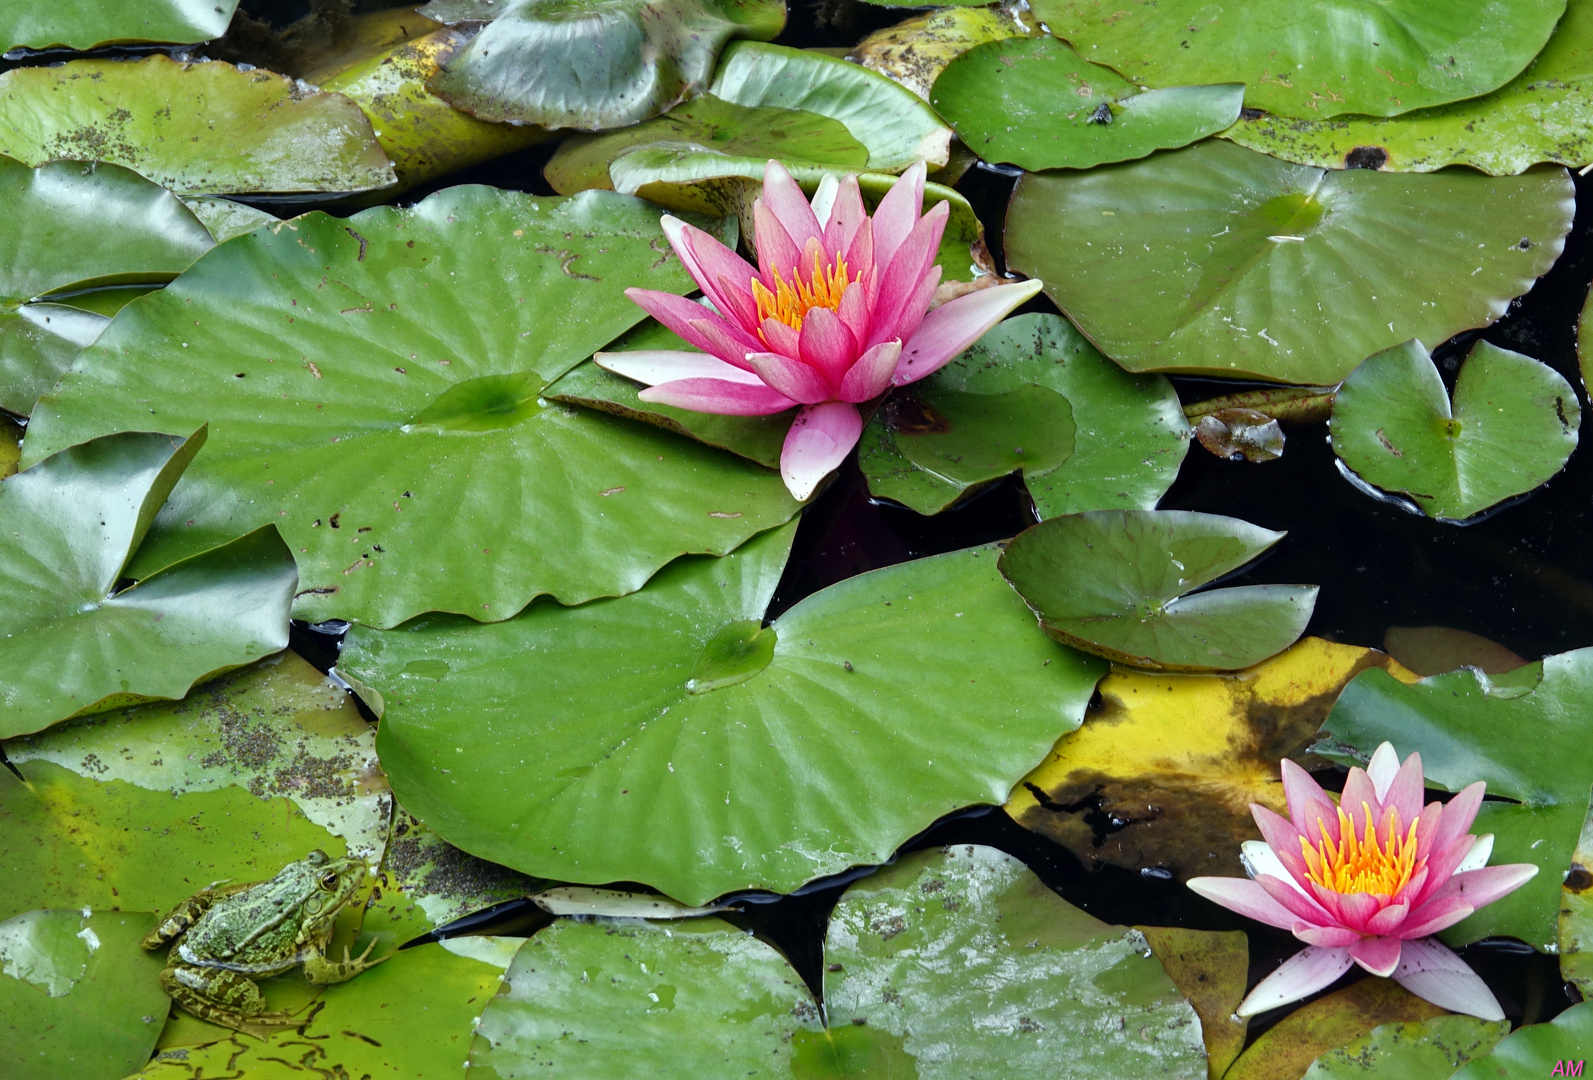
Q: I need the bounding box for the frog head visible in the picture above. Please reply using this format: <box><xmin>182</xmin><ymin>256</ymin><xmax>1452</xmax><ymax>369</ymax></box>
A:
<box><xmin>284</xmin><ymin>849</ymin><xmax>369</xmax><ymax>941</ymax></box>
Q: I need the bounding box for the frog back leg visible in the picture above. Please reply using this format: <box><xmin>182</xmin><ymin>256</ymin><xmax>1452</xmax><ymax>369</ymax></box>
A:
<box><xmin>160</xmin><ymin>963</ymin><xmax>303</xmax><ymax>1031</ymax></box>
<box><xmin>141</xmin><ymin>882</ymin><xmax>250</xmax><ymax>951</ymax></box>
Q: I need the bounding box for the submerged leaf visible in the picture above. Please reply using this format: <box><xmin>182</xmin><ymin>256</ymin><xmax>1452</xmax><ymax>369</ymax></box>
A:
<box><xmin>859</xmin><ymin>312</ymin><xmax>1189</xmax><ymax>516</ymax></box>
<box><xmin>0</xmin><ymin>430</ymin><xmax>295</xmax><ymax>738</ymax></box>
<box><xmin>998</xmin><ymin>510</ymin><xmax>1318</xmax><ymax>671</ymax></box>
<box><xmin>1004</xmin><ymin>140</ymin><xmax>1574</xmax><ymax>385</ymax></box>
<box><xmin>1382</xmin><ymin>625</ymin><xmax>1529</xmax><ymax>677</ymax></box>
<box><xmin>0</xmin><ymin>56</ymin><xmax>395</xmax><ymax>196</ymax></box>
<box><xmin>1330</xmin><ymin>339</ymin><xmax>1580</xmax><ymax>520</ymax></box>
<box><xmin>342</xmin><ymin>525</ymin><xmax>1105</xmax><ymax>905</ymax></box>
<box><xmin>932</xmin><ymin>35</ymin><xmax>1243</xmax><ymax>171</ymax></box>
<box><xmin>1194</xmin><ymin>409</ymin><xmax>1285</xmax><ymax>463</ymax></box>
<box><xmin>23</xmin><ymin>187</ymin><xmax>797</xmax><ymax>628</ymax></box>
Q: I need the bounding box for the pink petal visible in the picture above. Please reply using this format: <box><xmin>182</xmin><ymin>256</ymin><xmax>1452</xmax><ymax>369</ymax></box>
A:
<box><xmin>1393</xmin><ymin>937</ymin><xmax>1503</xmax><ymax>1021</ymax></box>
<box><xmin>1429</xmin><ymin>782</ymin><xmax>1486</xmax><ymax>856</ymax></box>
<box><xmin>894</xmin><ymin>280</ymin><xmax>1043</xmax><ymax>385</ymax></box>
<box><xmin>1421</xmin><ymin>862</ymin><xmax>1540</xmax><ymax>912</ymax></box>
<box><xmin>624</xmin><ymin>288</ymin><xmax>748</xmax><ymax>364</ymax></box>
<box><xmin>1393</xmin><ymin>896</ymin><xmax>1474</xmax><ymax>939</ymax></box>
<box><xmin>1365</xmin><ymin>901</ymin><xmax>1410</xmax><ymax>936</ymax></box>
<box><xmin>837</xmin><ymin>281</ymin><xmax>872</xmax><ymax>348</ymax></box>
<box><xmin>714</xmin><ymin>273</ymin><xmax>764</xmax><ymax>337</ymax></box>
<box><xmin>1365</xmin><ymin>741</ymin><xmax>1401</xmax><ymax>800</ymax></box>
<box><xmin>1381</xmin><ymin>749</ymin><xmax>1425</xmax><ymax>827</ymax></box>
<box><xmin>1335</xmin><ymin>891</ymin><xmax>1383</xmax><ymax>934</ymax></box>
<box><xmin>1237</xmin><ymin>946</ymin><xmax>1353</xmax><ymax>1018</ymax></box>
<box><xmin>1414</xmin><ymin>833</ymin><xmax>1478</xmax><ymax>906</ymax></box>
<box><xmin>837</xmin><ymin>340</ymin><xmax>901</xmax><ymax>403</ymax></box>
<box><xmin>759</xmin><ymin>317</ymin><xmax>801</xmax><ymax>360</ymax></box>
<box><xmin>743</xmin><ymin>350</ymin><xmax>834</xmax><ymax>405</ymax></box>
<box><xmin>596</xmin><ymin>349</ymin><xmax>762</xmax><ymax>387</ymax></box>
<box><xmin>639</xmin><ymin>378</ymin><xmax>796</xmax><ymax>416</ymax></box>
<box><xmin>781</xmin><ymin>402</ymin><xmax>862</xmax><ymax>500</ymax></box>
<box><xmin>881</xmin><ymin>264</ymin><xmax>943</xmax><ymax>348</ymax></box>
<box><xmin>1252</xmin><ymin>806</ymin><xmax>1312</xmax><ymax>885</ymax></box>
<box><xmin>687</xmin><ymin>317</ymin><xmax>762</xmax><ymax>372</ymax></box>
<box><xmin>1413</xmin><ymin>799</ymin><xmax>1443</xmax><ymax>856</ymax></box>
<box><xmin>1257</xmin><ymin>874</ymin><xmax>1334</xmax><ymax>926</ymax></box>
<box><xmin>797</xmin><ymin>307</ymin><xmax>856</xmax><ymax>388</ymax></box>
<box><xmin>1348</xmin><ymin>934</ymin><xmax>1402</xmax><ymax>977</ymax></box>
<box><xmin>871</xmin><ymin>161</ymin><xmax>926</xmax><ymax>276</ymax></box>
<box><xmin>1341</xmin><ymin>766</ymin><xmax>1380</xmax><ymax>831</ymax></box>
<box><xmin>871</xmin><ymin>202</ymin><xmax>949</xmax><ymax>346</ymax></box>
<box><xmin>823</xmin><ymin>174</ymin><xmax>867</xmax><ymax>259</ymax></box>
<box><xmin>1187</xmin><ymin>876</ymin><xmax>1298</xmax><ymax>931</ymax></box>
<box><xmin>754</xmin><ymin>201</ymin><xmax>803</xmax><ymax>287</ymax></box>
<box><xmin>660</xmin><ymin>215</ymin><xmax>759</xmax><ymax>322</ymax></box>
<box><xmin>1392</xmin><ymin>865</ymin><xmax>1430</xmax><ymax>907</ymax></box>
<box><xmin>844</xmin><ymin>221</ymin><xmax>877</xmax><ymax>305</ymax></box>
<box><xmin>1282</xmin><ymin>759</ymin><xmax>1342</xmax><ymax>842</ymax></box>
<box><xmin>1293</xmin><ymin>923</ymin><xmax>1362</xmax><ymax>948</ymax></box>
<box><xmin>762</xmin><ymin>158</ymin><xmax>823</xmax><ymax>251</ymax></box>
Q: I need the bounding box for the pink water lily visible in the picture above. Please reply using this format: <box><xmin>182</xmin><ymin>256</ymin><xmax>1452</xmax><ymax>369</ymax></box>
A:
<box><xmin>1188</xmin><ymin>742</ymin><xmax>1538</xmax><ymax>1020</ymax></box>
<box><xmin>595</xmin><ymin>159</ymin><xmax>1043</xmax><ymax>499</ymax></box>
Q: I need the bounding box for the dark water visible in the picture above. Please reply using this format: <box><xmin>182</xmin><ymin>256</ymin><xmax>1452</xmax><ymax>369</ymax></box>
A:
<box><xmin>221</xmin><ymin>0</ymin><xmax>1593</xmax><ymax>1044</ymax></box>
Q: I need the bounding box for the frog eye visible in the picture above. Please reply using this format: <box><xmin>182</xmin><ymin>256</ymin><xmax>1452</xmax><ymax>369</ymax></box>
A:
<box><xmin>319</xmin><ymin>871</ymin><xmax>340</xmax><ymax>890</ymax></box>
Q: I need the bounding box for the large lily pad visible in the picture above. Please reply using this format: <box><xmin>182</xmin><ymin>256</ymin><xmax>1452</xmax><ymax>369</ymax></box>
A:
<box><xmin>1450</xmin><ymin>1002</ymin><xmax>1593</xmax><ymax>1078</ymax></box>
<box><xmin>1226</xmin><ymin>0</ymin><xmax>1593</xmax><ymax>174</ymax></box>
<box><xmin>1224</xmin><ymin>980</ymin><xmax>1446</xmax><ymax>1080</ymax></box>
<box><xmin>709</xmin><ymin>41</ymin><xmax>952</xmax><ymax>172</ymax></box>
<box><xmin>998</xmin><ymin>510</ymin><xmax>1318</xmax><ymax>672</ymax></box>
<box><xmin>421</xmin><ymin>0</ymin><xmax>785</xmax><ymax>130</ymax></box>
<box><xmin>0</xmin><ymin>0</ymin><xmax>238</xmax><ymax>50</ymax></box>
<box><xmin>1330</xmin><ymin>339</ymin><xmax>1581</xmax><ymax>521</ymax></box>
<box><xmin>1007</xmin><ymin>638</ymin><xmax>1415</xmax><ymax>879</ymax></box>
<box><xmin>1030</xmin><ymin>0</ymin><xmax>1565</xmax><ymax>119</ymax></box>
<box><xmin>0</xmin><ymin>651</ymin><xmax>380</xmax><ymax>922</ymax></box>
<box><xmin>858</xmin><ymin>312</ymin><xmax>1189</xmax><ymax>517</ymax></box>
<box><xmin>931</xmin><ymin>35</ymin><xmax>1243</xmax><ymax>171</ymax></box>
<box><xmin>848</xmin><ymin>6</ymin><xmax>1028</xmax><ymax>102</ymax></box>
<box><xmin>1003</xmin><ymin>139</ymin><xmax>1574</xmax><ymax>385</ymax></box>
<box><xmin>23</xmin><ymin>187</ymin><xmax>797</xmax><ymax>628</ymax></box>
<box><xmin>0</xmin><ymin>157</ymin><xmax>214</xmax><ymax>417</ymax></box>
<box><xmin>0</xmin><ymin>430</ymin><xmax>295</xmax><ymax>739</ymax></box>
<box><xmin>0</xmin><ymin>910</ymin><xmax>168</xmax><ymax>1080</ymax></box>
<box><xmin>1303</xmin><ymin>1015</ymin><xmax>1510</xmax><ymax>1079</ymax></box>
<box><xmin>1320</xmin><ymin>647</ymin><xmax>1593</xmax><ymax>949</ymax></box>
<box><xmin>465</xmin><ymin>846</ymin><xmax>1207</xmax><ymax>1078</ymax></box>
<box><xmin>0</xmin><ymin>56</ymin><xmax>395</xmax><ymax>196</ymax></box>
<box><xmin>342</xmin><ymin>524</ymin><xmax>1106</xmax><ymax>904</ymax></box>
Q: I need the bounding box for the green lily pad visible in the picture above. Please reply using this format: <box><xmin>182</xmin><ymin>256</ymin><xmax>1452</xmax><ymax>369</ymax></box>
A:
<box><xmin>0</xmin><ymin>56</ymin><xmax>395</xmax><ymax>196</ymax></box>
<box><xmin>1559</xmin><ymin>799</ymin><xmax>1593</xmax><ymax>992</ymax></box>
<box><xmin>1226</xmin><ymin>0</ymin><xmax>1593</xmax><ymax>174</ymax></box>
<box><xmin>1303</xmin><ymin>1015</ymin><xmax>1511</xmax><ymax>1079</ymax></box>
<box><xmin>466</xmin><ymin>846</ymin><xmax>1207</xmax><ymax>1077</ymax></box>
<box><xmin>546</xmin><ymin>94</ymin><xmax>868</xmax><ymax>196</ymax></box>
<box><xmin>709</xmin><ymin>41</ymin><xmax>952</xmax><ymax>172</ymax></box>
<box><xmin>859</xmin><ymin>312</ymin><xmax>1189</xmax><ymax>517</ymax></box>
<box><xmin>308</xmin><ymin>12</ymin><xmax>552</xmax><ymax>195</ymax></box>
<box><xmin>1225</xmin><ymin>979</ymin><xmax>1447</xmax><ymax>1080</ymax></box>
<box><xmin>179</xmin><ymin>198</ymin><xmax>277</xmax><ymax>244</ymax></box>
<box><xmin>931</xmin><ymin>35</ymin><xmax>1243</xmax><ymax>171</ymax></box>
<box><xmin>1004</xmin><ymin>140</ymin><xmax>1575</xmax><ymax>385</ymax></box>
<box><xmin>421</xmin><ymin>0</ymin><xmax>785</xmax><ymax>130</ymax></box>
<box><xmin>131</xmin><ymin>940</ymin><xmax>512</xmax><ymax>1078</ymax></box>
<box><xmin>1</xmin><ymin>0</ymin><xmax>238</xmax><ymax>50</ymax></box>
<box><xmin>609</xmin><ymin>148</ymin><xmax>991</xmax><ymax>280</ymax></box>
<box><xmin>547</xmin><ymin>318</ymin><xmax>791</xmax><ymax>470</ymax></box>
<box><xmin>342</xmin><ymin>523</ymin><xmax>1105</xmax><ymax>905</ymax></box>
<box><xmin>0</xmin><ymin>910</ymin><xmax>169</xmax><ymax>1080</ymax></box>
<box><xmin>23</xmin><ymin>187</ymin><xmax>797</xmax><ymax>628</ymax></box>
<box><xmin>1320</xmin><ymin>647</ymin><xmax>1593</xmax><ymax>949</ymax></box>
<box><xmin>0</xmin><ymin>651</ymin><xmax>383</xmax><ymax>922</ymax></box>
<box><xmin>1329</xmin><ymin>339</ymin><xmax>1581</xmax><ymax>521</ymax></box>
<box><xmin>1031</xmin><ymin>0</ymin><xmax>1565</xmax><ymax>119</ymax></box>
<box><xmin>0</xmin><ymin>157</ymin><xmax>214</xmax><ymax>417</ymax></box>
<box><xmin>0</xmin><ymin>430</ymin><xmax>296</xmax><ymax>738</ymax></box>
<box><xmin>998</xmin><ymin>510</ymin><xmax>1318</xmax><ymax>672</ymax></box>
<box><xmin>1450</xmin><ymin>1001</ymin><xmax>1593</xmax><ymax>1078</ymax></box>
<box><xmin>848</xmin><ymin>6</ymin><xmax>1029</xmax><ymax>102</ymax></box>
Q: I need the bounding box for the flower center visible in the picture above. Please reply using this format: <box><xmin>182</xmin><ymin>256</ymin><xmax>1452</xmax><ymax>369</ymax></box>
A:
<box><xmin>1300</xmin><ymin>803</ymin><xmax>1422</xmax><ymax>897</ymax></box>
<box><xmin>751</xmin><ymin>249</ymin><xmax>856</xmax><ymax>334</ymax></box>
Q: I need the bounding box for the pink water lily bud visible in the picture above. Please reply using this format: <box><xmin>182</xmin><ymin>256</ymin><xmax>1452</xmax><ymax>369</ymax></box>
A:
<box><xmin>595</xmin><ymin>159</ymin><xmax>1043</xmax><ymax>499</ymax></box>
<box><xmin>1187</xmin><ymin>741</ymin><xmax>1538</xmax><ymax>1020</ymax></box>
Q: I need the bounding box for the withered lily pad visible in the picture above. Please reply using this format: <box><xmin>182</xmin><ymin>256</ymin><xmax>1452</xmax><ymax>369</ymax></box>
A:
<box><xmin>1004</xmin><ymin>139</ymin><xmax>1574</xmax><ymax>385</ymax></box>
<box><xmin>0</xmin><ymin>56</ymin><xmax>395</xmax><ymax>196</ymax></box>
<box><xmin>848</xmin><ymin>6</ymin><xmax>1028</xmax><ymax>101</ymax></box>
<box><xmin>0</xmin><ymin>430</ymin><xmax>295</xmax><ymax>739</ymax></box>
<box><xmin>998</xmin><ymin>510</ymin><xmax>1318</xmax><ymax>672</ymax></box>
<box><xmin>1224</xmin><ymin>980</ymin><xmax>1447</xmax><ymax>1080</ymax></box>
<box><xmin>859</xmin><ymin>313</ymin><xmax>1189</xmax><ymax>517</ymax></box>
<box><xmin>1330</xmin><ymin>339</ymin><xmax>1581</xmax><ymax>521</ymax></box>
<box><xmin>23</xmin><ymin>187</ymin><xmax>797</xmax><ymax>628</ymax></box>
<box><xmin>342</xmin><ymin>524</ymin><xmax>1105</xmax><ymax>905</ymax></box>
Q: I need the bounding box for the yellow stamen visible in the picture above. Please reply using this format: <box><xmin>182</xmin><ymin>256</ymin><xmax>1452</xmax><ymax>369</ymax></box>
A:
<box><xmin>1299</xmin><ymin>802</ymin><xmax>1422</xmax><ymax>897</ymax></box>
<box><xmin>751</xmin><ymin>248</ymin><xmax>858</xmax><ymax>335</ymax></box>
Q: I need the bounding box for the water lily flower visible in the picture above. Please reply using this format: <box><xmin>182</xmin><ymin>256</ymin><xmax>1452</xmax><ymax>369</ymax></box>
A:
<box><xmin>1188</xmin><ymin>742</ymin><xmax>1538</xmax><ymax>1020</ymax></box>
<box><xmin>595</xmin><ymin>159</ymin><xmax>1043</xmax><ymax>499</ymax></box>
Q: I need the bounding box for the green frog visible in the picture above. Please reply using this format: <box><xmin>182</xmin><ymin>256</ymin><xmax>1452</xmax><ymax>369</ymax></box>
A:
<box><xmin>142</xmin><ymin>850</ymin><xmax>384</xmax><ymax>1031</ymax></box>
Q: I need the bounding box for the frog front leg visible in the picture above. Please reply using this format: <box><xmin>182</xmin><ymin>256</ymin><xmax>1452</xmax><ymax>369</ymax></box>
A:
<box><xmin>160</xmin><ymin>962</ymin><xmax>302</xmax><ymax>1031</ymax></box>
<box><xmin>302</xmin><ymin>936</ymin><xmax>387</xmax><ymax>985</ymax></box>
